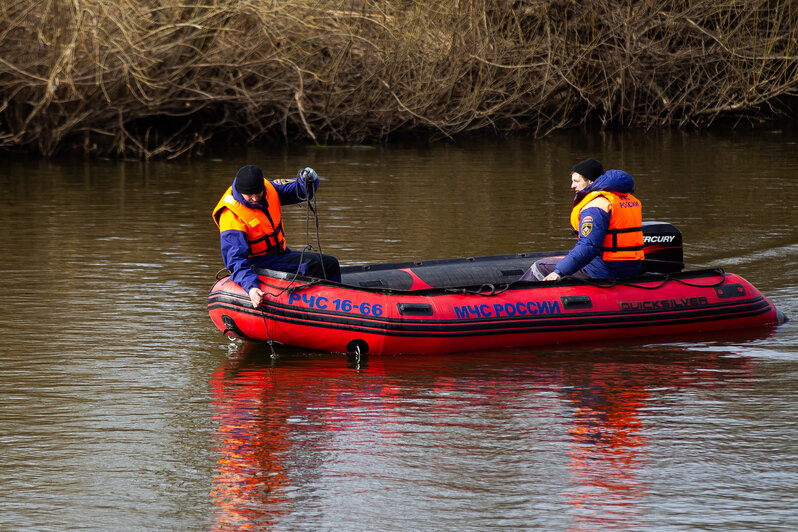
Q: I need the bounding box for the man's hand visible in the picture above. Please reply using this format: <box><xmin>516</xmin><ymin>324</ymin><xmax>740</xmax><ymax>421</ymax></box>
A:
<box><xmin>299</xmin><ymin>167</ymin><xmax>318</xmax><ymax>184</ymax></box>
<box><xmin>249</xmin><ymin>286</ymin><xmax>264</xmax><ymax>308</ymax></box>
<box><xmin>297</xmin><ymin>167</ymin><xmax>319</xmax><ymax>198</ymax></box>
<box><xmin>543</xmin><ymin>272</ymin><xmax>561</xmax><ymax>282</ymax></box>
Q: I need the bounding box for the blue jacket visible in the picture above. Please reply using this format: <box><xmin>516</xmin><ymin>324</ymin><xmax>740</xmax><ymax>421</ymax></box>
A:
<box><xmin>220</xmin><ymin>175</ymin><xmax>318</xmax><ymax>292</ymax></box>
<box><xmin>555</xmin><ymin>170</ymin><xmax>642</xmax><ymax>279</ymax></box>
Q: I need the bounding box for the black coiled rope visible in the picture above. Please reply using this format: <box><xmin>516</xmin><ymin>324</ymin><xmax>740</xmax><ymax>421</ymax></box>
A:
<box><xmin>256</xmin><ymin>170</ymin><xmax>328</xmax><ymax>358</ymax></box>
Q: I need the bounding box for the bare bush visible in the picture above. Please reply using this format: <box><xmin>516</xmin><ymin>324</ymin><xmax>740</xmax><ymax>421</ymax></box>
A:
<box><xmin>1</xmin><ymin>0</ymin><xmax>796</xmax><ymax>158</ymax></box>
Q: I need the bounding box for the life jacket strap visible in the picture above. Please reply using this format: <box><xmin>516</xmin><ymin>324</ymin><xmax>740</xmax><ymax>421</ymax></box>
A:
<box><xmin>606</xmin><ymin>226</ymin><xmax>644</xmax><ymax>234</ymax></box>
<box><xmin>601</xmin><ymin>244</ymin><xmax>644</xmax><ymax>252</ymax></box>
<box><xmin>249</xmin><ymin>221</ymin><xmax>286</xmax><ymax>254</ymax></box>
<box><xmin>604</xmin><ymin>225</ymin><xmax>643</xmax><ymax>252</ymax></box>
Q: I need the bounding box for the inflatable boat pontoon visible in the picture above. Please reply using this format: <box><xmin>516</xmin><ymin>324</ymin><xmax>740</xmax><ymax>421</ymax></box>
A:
<box><xmin>208</xmin><ymin>222</ymin><xmax>785</xmax><ymax>355</ymax></box>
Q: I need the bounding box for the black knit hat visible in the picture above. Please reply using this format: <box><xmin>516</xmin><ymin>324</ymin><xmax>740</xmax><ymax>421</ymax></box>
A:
<box><xmin>234</xmin><ymin>165</ymin><xmax>265</xmax><ymax>194</ymax></box>
<box><xmin>571</xmin><ymin>158</ymin><xmax>604</xmax><ymax>182</ymax></box>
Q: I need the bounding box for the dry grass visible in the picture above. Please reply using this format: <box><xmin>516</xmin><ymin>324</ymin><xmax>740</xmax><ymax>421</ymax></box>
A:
<box><xmin>1</xmin><ymin>0</ymin><xmax>797</xmax><ymax>158</ymax></box>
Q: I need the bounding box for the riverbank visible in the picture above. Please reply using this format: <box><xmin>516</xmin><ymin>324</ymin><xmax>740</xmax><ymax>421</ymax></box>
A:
<box><xmin>1</xmin><ymin>0</ymin><xmax>796</xmax><ymax>158</ymax></box>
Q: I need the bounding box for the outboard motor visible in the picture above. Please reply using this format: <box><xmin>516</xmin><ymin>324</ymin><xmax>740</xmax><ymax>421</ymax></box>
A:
<box><xmin>641</xmin><ymin>221</ymin><xmax>684</xmax><ymax>273</ymax></box>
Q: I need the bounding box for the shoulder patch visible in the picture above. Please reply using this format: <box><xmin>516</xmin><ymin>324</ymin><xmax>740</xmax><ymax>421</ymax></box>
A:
<box><xmin>580</xmin><ymin>221</ymin><xmax>593</xmax><ymax>237</ymax></box>
<box><xmin>273</xmin><ymin>178</ymin><xmax>292</xmax><ymax>185</ymax></box>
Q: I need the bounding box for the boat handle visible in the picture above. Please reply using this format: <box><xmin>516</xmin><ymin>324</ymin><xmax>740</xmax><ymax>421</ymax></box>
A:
<box><xmin>715</xmin><ymin>283</ymin><xmax>745</xmax><ymax>299</ymax></box>
<box><xmin>560</xmin><ymin>295</ymin><xmax>593</xmax><ymax>310</ymax></box>
<box><xmin>397</xmin><ymin>303</ymin><xmax>433</xmax><ymax>316</ymax></box>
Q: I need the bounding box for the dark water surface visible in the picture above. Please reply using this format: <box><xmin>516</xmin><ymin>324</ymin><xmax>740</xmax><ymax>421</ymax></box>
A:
<box><xmin>1</xmin><ymin>128</ymin><xmax>797</xmax><ymax>530</ymax></box>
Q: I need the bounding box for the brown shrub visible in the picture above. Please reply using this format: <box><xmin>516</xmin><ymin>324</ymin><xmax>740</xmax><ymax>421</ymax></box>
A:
<box><xmin>1</xmin><ymin>0</ymin><xmax>796</xmax><ymax>158</ymax></box>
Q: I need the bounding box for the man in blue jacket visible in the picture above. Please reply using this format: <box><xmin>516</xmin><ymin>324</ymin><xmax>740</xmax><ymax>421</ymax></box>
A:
<box><xmin>213</xmin><ymin>165</ymin><xmax>341</xmax><ymax>307</ymax></box>
<box><xmin>521</xmin><ymin>158</ymin><xmax>644</xmax><ymax>281</ymax></box>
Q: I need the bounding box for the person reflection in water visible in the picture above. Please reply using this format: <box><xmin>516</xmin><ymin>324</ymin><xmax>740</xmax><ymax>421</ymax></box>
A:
<box><xmin>561</xmin><ymin>362</ymin><xmax>649</xmax><ymax>527</ymax></box>
<box><xmin>521</xmin><ymin>158</ymin><xmax>644</xmax><ymax>281</ymax></box>
<box><xmin>210</xmin><ymin>350</ymin><xmax>290</xmax><ymax>529</ymax></box>
<box><xmin>208</xmin><ymin>343</ymin><xmax>398</xmax><ymax>530</ymax></box>
<box><xmin>212</xmin><ymin>164</ymin><xmax>341</xmax><ymax>308</ymax></box>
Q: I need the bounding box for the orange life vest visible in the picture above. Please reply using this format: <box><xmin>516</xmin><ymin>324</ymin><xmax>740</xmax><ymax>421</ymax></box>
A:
<box><xmin>570</xmin><ymin>191</ymin><xmax>644</xmax><ymax>261</ymax></box>
<box><xmin>212</xmin><ymin>180</ymin><xmax>286</xmax><ymax>257</ymax></box>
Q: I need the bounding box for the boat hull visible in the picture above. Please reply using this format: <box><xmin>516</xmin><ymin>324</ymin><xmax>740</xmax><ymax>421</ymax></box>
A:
<box><xmin>208</xmin><ymin>268</ymin><xmax>783</xmax><ymax>355</ymax></box>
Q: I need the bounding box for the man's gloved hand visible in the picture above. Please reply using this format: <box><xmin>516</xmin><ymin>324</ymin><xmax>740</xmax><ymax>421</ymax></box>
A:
<box><xmin>299</xmin><ymin>167</ymin><xmax>318</xmax><ymax>185</ymax></box>
<box><xmin>298</xmin><ymin>167</ymin><xmax>318</xmax><ymax>199</ymax></box>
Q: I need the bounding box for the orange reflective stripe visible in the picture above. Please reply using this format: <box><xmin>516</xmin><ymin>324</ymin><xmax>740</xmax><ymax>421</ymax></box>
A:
<box><xmin>212</xmin><ymin>181</ymin><xmax>287</xmax><ymax>257</ymax></box>
<box><xmin>570</xmin><ymin>191</ymin><xmax>644</xmax><ymax>262</ymax></box>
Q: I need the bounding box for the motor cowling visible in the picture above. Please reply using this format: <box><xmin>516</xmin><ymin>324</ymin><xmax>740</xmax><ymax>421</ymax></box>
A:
<box><xmin>641</xmin><ymin>221</ymin><xmax>684</xmax><ymax>273</ymax></box>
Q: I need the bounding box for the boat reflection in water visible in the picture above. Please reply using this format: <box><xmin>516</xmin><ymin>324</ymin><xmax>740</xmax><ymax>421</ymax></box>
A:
<box><xmin>209</xmin><ymin>331</ymin><xmax>764</xmax><ymax>530</ymax></box>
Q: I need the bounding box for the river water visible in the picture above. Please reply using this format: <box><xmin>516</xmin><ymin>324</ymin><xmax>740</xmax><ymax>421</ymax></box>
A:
<box><xmin>1</xmin><ymin>127</ymin><xmax>797</xmax><ymax>530</ymax></box>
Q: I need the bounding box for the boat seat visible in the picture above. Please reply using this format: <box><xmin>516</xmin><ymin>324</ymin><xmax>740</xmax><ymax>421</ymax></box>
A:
<box><xmin>340</xmin><ymin>252</ymin><xmax>553</xmax><ymax>290</ymax></box>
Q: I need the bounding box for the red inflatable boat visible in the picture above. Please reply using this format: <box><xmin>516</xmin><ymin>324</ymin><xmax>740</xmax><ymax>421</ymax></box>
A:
<box><xmin>208</xmin><ymin>223</ymin><xmax>785</xmax><ymax>355</ymax></box>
